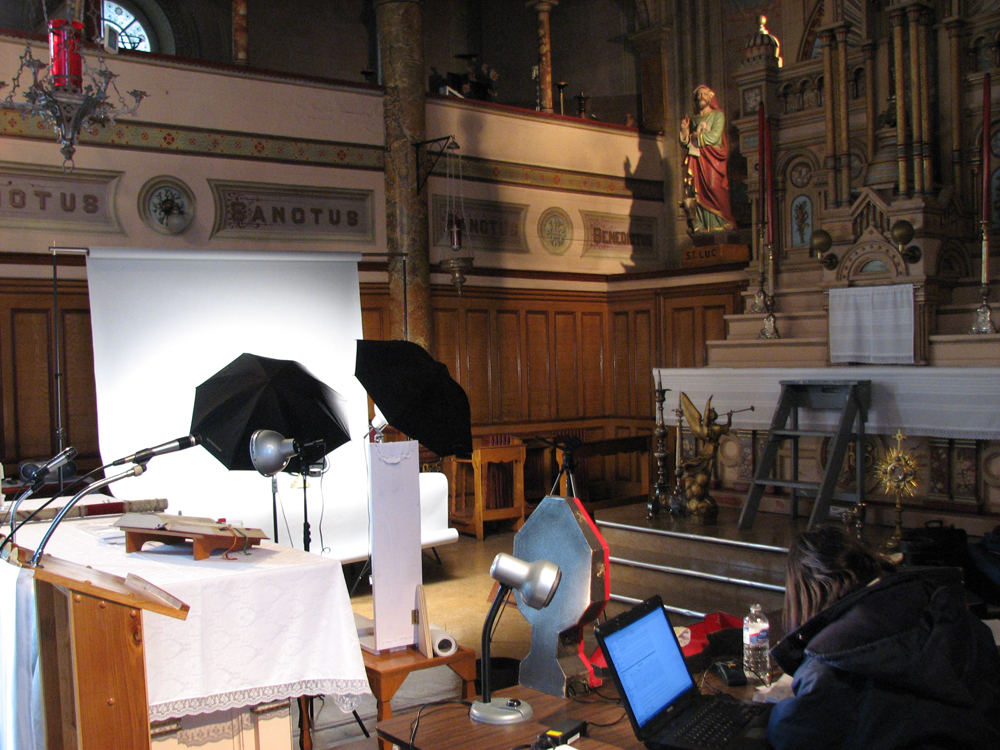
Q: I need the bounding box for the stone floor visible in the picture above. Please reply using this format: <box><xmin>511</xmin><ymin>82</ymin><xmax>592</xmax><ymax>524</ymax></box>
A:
<box><xmin>301</xmin><ymin>527</ymin><xmax>530</xmax><ymax>749</ymax></box>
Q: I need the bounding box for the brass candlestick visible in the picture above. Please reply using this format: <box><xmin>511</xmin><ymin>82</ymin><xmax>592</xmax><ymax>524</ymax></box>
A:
<box><xmin>649</xmin><ymin>383</ymin><xmax>671</xmax><ymax>517</ymax></box>
<box><xmin>877</xmin><ymin>430</ymin><xmax>918</xmax><ymax>552</ymax></box>
<box><xmin>758</xmin><ymin>244</ymin><xmax>780</xmax><ymax>339</ymax></box>
<box><xmin>971</xmin><ymin>223</ymin><xmax>996</xmax><ymax>334</ymax></box>
<box><xmin>668</xmin><ymin>402</ymin><xmax>687</xmax><ymax>517</ymax></box>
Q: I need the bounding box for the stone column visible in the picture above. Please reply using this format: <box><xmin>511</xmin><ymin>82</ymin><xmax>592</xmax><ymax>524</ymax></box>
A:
<box><xmin>863</xmin><ymin>40</ymin><xmax>877</xmax><ymax>165</ymax></box>
<box><xmin>836</xmin><ymin>24</ymin><xmax>852</xmax><ymax>205</ymax></box>
<box><xmin>630</xmin><ymin>26</ymin><xmax>671</xmax><ymax>133</ymax></box>
<box><xmin>907</xmin><ymin>4</ymin><xmax>924</xmax><ymax>194</ymax></box>
<box><xmin>891</xmin><ymin>8</ymin><xmax>909</xmax><ymax>196</ymax></box>
<box><xmin>945</xmin><ymin>17</ymin><xmax>965</xmax><ymax>191</ymax></box>
<box><xmin>377</xmin><ymin>0</ymin><xmax>432</xmax><ymax>348</ymax></box>
<box><xmin>819</xmin><ymin>30</ymin><xmax>838</xmax><ymax>204</ymax></box>
<box><xmin>528</xmin><ymin>1</ymin><xmax>558</xmax><ymax>113</ymax></box>
<box><xmin>916</xmin><ymin>9</ymin><xmax>932</xmax><ymax>193</ymax></box>
<box><xmin>233</xmin><ymin>0</ymin><xmax>248</xmax><ymax>64</ymax></box>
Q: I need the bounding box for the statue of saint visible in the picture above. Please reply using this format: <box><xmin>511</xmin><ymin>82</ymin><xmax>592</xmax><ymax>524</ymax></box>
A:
<box><xmin>679</xmin><ymin>85</ymin><xmax>737</xmax><ymax>234</ymax></box>
<box><xmin>679</xmin><ymin>392</ymin><xmax>732</xmax><ymax>523</ymax></box>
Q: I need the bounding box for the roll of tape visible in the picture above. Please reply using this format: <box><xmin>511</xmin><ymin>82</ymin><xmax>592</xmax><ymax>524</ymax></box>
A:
<box><xmin>429</xmin><ymin>625</ymin><xmax>457</xmax><ymax>657</ymax></box>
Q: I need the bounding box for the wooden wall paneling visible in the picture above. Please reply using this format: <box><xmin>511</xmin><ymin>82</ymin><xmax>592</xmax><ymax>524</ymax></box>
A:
<box><xmin>525</xmin><ymin>310</ymin><xmax>551</xmax><ymax>422</ymax></box>
<box><xmin>12</xmin><ymin>308</ymin><xmax>54</xmax><ymax>461</ymax></box>
<box><xmin>580</xmin><ymin>312</ymin><xmax>606</xmax><ymax>418</ymax></box>
<box><xmin>611</xmin><ymin>311</ymin><xmax>633</xmax><ymax>417</ymax></box>
<box><xmin>553</xmin><ymin>312</ymin><xmax>579</xmax><ymax>419</ymax></box>
<box><xmin>702</xmin><ymin>301</ymin><xmax>728</xmax><ymax>351</ymax></box>
<box><xmin>496</xmin><ymin>309</ymin><xmax>523</xmax><ymax>422</ymax></box>
<box><xmin>432</xmin><ymin>306</ymin><xmax>462</xmax><ymax>386</ymax></box>
<box><xmin>663</xmin><ymin>303</ymin><xmax>698</xmax><ymax>368</ymax></box>
<box><xmin>360</xmin><ymin>286</ymin><xmax>392</xmax><ymax>341</ymax></box>
<box><xmin>658</xmin><ymin>285</ymin><xmax>743</xmax><ymax>370</ymax></box>
<box><xmin>463</xmin><ymin>308</ymin><xmax>493</xmax><ymax>424</ymax></box>
<box><xmin>608</xmin><ymin>294</ymin><xmax>657</xmax><ymax>421</ymax></box>
<box><xmin>633</xmin><ymin>309</ymin><xmax>653</xmax><ymax>418</ymax></box>
<box><xmin>61</xmin><ymin>308</ymin><xmax>98</xmax><ymax>458</ymax></box>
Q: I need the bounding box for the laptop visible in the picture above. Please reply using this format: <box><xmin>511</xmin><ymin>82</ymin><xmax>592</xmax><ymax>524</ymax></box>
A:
<box><xmin>594</xmin><ymin>595</ymin><xmax>772</xmax><ymax>750</ymax></box>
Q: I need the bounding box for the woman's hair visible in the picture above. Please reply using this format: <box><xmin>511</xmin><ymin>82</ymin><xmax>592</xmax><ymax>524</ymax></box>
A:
<box><xmin>783</xmin><ymin>525</ymin><xmax>895</xmax><ymax>631</ymax></box>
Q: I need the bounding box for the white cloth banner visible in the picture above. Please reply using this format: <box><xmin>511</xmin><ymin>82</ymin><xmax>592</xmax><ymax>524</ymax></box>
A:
<box><xmin>829</xmin><ymin>284</ymin><xmax>915</xmax><ymax>364</ymax></box>
<box><xmin>653</xmin><ymin>367</ymin><xmax>1000</xmax><ymax>440</ymax></box>
<box><xmin>0</xmin><ymin>562</ymin><xmax>43</xmax><ymax>750</ymax></box>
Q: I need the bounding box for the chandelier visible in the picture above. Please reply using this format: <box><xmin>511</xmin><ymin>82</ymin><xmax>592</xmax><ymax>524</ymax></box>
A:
<box><xmin>1</xmin><ymin>19</ymin><xmax>147</xmax><ymax>170</ymax></box>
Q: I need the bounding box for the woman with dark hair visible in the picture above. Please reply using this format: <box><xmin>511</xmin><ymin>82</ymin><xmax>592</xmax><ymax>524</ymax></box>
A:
<box><xmin>768</xmin><ymin>526</ymin><xmax>1000</xmax><ymax>750</ymax></box>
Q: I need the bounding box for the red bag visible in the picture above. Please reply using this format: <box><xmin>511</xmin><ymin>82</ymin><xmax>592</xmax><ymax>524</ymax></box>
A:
<box><xmin>677</xmin><ymin>611</ymin><xmax>743</xmax><ymax>658</ymax></box>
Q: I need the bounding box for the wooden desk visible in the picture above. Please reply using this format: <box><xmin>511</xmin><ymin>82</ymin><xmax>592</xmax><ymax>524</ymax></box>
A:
<box><xmin>363</xmin><ymin>645</ymin><xmax>477</xmax><ymax>750</ymax></box>
<box><xmin>376</xmin><ymin>670</ymin><xmax>766</xmax><ymax>750</ymax></box>
<box><xmin>377</xmin><ymin>684</ymin><xmax>635</xmax><ymax>750</ymax></box>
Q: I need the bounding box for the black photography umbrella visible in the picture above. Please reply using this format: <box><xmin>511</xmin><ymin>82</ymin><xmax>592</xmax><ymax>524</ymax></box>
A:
<box><xmin>191</xmin><ymin>352</ymin><xmax>350</xmax><ymax>473</ymax></box>
<box><xmin>191</xmin><ymin>353</ymin><xmax>351</xmax><ymax>549</ymax></box>
<box><xmin>355</xmin><ymin>340</ymin><xmax>472</xmax><ymax>458</ymax></box>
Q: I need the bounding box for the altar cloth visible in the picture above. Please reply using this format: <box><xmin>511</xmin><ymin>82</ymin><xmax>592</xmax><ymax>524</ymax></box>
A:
<box><xmin>653</xmin><ymin>367</ymin><xmax>1000</xmax><ymax>440</ymax></box>
<box><xmin>12</xmin><ymin>517</ymin><xmax>371</xmax><ymax>721</ymax></box>
<box><xmin>829</xmin><ymin>284</ymin><xmax>915</xmax><ymax>364</ymax></box>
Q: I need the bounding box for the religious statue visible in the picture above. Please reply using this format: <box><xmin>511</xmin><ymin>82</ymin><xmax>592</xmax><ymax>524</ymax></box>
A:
<box><xmin>679</xmin><ymin>392</ymin><xmax>732</xmax><ymax>523</ymax></box>
<box><xmin>679</xmin><ymin>84</ymin><xmax>737</xmax><ymax>235</ymax></box>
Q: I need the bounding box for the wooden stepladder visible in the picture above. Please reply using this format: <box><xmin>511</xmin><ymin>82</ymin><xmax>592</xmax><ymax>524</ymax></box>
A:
<box><xmin>738</xmin><ymin>380</ymin><xmax>871</xmax><ymax>530</ymax></box>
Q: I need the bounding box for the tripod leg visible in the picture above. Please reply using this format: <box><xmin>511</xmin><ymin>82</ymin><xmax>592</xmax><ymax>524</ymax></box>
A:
<box><xmin>550</xmin><ymin>467</ymin><xmax>565</xmax><ymax>497</ymax></box>
<box><xmin>353</xmin><ymin>710</ymin><xmax>370</xmax><ymax>737</ymax></box>
<box><xmin>567</xmin><ymin>472</ymin><xmax>578</xmax><ymax>500</ymax></box>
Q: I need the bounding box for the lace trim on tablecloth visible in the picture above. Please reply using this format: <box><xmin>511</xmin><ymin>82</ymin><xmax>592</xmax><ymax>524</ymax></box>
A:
<box><xmin>149</xmin><ymin>679</ymin><xmax>371</xmax><ymax>722</ymax></box>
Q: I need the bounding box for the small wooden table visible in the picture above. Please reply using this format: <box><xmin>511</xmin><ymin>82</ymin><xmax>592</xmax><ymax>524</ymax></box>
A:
<box><xmin>363</xmin><ymin>645</ymin><xmax>477</xmax><ymax>750</ymax></box>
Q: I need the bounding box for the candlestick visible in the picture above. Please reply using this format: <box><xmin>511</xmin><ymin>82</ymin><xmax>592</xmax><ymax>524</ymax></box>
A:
<box><xmin>984</xmin><ymin>228</ymin><xmax>989</xmax><ymax>288</ymax></box>
<box><xmin>983</xmin><ymin>73</ymin><xmax>991</xmax><ymax>226</ymax></box>
<box><xmin>649</xmin><ymin>383</ymin><xmax>670</xmax><ymax>518</ymax></box>
<box><xmin>765</xmin><ymin>117</ymin><xmax>775</xmax><ymax>246</ymax></box>
<box><xmin>768</xmin><ymin>245</ymin><xmax>775</xmax><ymax>299</ymax></box>
<box><xmin>758</xmin><ymin>105</ymin><xmax>767</xmax><ymax>274</ymax></box>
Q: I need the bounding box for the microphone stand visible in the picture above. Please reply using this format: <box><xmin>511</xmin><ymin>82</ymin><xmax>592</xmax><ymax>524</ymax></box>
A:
<box><xmin>29</xmin><ymin>464</ymin><xmax>145</xmax><ymax>567</ymax></box>
<box><xmin>0</xmin><ymin>481</ymin><xmax>45</xmax><ymax>552</ymax></box>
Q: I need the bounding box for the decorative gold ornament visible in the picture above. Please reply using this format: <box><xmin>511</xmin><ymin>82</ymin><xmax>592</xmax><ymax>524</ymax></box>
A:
<box><xmin>876</xmin><ymin>430</ymin><xmax>918</xmax><ymax>551</ymax></box>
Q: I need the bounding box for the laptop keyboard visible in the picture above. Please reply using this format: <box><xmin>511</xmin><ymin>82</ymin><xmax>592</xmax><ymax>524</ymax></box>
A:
<box><xmin>663</xmin><ymin>700</ymin><xmax>766</xmax><ymax>749</ymax></box>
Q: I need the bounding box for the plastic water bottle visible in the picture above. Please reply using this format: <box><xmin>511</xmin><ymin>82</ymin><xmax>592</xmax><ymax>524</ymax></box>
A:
<box><xmin>743</xmin><ymin>603</ymin><xmax>770</xmax><ymax>685</ymax></box>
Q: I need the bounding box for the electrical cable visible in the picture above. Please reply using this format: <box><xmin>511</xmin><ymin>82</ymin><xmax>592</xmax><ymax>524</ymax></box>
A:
<box><xmin>407</xmin><ymin>699</ymin><xmax>471</xmax><ymax>749</ymax></box>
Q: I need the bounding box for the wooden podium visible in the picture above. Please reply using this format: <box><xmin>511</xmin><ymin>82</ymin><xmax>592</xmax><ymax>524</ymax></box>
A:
<box><xmin>23</xmin><ymin>550</ymin><xmax>188</xmax><ymax>749</ymax></box>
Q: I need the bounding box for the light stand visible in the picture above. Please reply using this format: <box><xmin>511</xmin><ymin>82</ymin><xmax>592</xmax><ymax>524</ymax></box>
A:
<box><xmin>249</xmin><ymin>429</ymin><xmax>325</xmax><ymax>551</ymax></box>
<box><xmin>470</xmin><ymin>553</ymin><xmax>560</xmax><ymax>725</ymax></box>
<box><xmin>536</xmin><ymin>436</ymin><xmax>580</xmax><ymax>498</ymax></box>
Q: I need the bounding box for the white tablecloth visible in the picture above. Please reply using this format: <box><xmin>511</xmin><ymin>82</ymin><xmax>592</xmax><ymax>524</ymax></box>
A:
<box><xmin>12</xmin><ymin>518</ymin><xmax>371</xmax><ymax>721</ymax></box>
<box><xmin>653</xmin><ymin>366</ymin><xmax>1000</xmax><ymax>440</ymax></box>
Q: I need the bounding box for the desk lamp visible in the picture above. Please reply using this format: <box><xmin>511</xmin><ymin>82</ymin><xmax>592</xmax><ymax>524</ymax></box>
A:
<box><xmin>470</xmin><ymin>553</ymin><xmax>561</xmax><ymax>725</ymax></box>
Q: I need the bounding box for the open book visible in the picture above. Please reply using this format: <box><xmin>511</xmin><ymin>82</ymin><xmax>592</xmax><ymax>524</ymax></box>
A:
<box><xmin>114</xmin><ymin>512</ymin><xmax>266</xmax><ymax>540</ymax></box>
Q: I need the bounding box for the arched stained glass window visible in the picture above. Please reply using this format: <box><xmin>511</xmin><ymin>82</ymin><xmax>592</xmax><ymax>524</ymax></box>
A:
<box><xmin>103</xmin><ymin>1</ymin><xmax>153</xmax><ymax>52</ymax></box>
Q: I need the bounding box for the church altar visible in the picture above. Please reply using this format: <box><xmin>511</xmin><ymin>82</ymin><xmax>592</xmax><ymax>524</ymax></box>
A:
<box><xmin>654</xmin><ymin>367</ymin><xmax>1000</xmax><ymax>440</ymax></box>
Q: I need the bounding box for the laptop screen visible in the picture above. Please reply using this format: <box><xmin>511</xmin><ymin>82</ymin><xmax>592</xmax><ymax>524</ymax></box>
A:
<box><xmin>599</xmin><ymin>602</ymin><xmax>695</xmax><ymax>729</ymax></box>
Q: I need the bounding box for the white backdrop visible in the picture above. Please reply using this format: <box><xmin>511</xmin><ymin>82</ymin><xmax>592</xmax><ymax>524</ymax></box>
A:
<box><xmin>86</xmin><ymin>247</ymin><xmax>372</xmax><ymax>561</ymax></box>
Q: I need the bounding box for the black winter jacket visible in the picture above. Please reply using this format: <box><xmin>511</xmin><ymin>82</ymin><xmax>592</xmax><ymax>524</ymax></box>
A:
<box><xmin>767</xmin><ymin>567</ymin><xmax>1000</xmax><ymax>750</ymax></box>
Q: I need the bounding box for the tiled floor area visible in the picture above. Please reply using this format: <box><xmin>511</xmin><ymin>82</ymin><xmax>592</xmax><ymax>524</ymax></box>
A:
<box><xmin>304</xmin><ymin>528</ymin><xmax>530</xmax><ymax>749</ymax></box>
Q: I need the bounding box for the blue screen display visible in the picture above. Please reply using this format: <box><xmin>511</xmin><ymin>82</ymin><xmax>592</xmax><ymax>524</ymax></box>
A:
<box><xmin>602</xmin><ymin>607</ymin><xmax>694</xmax><ymax>728</ymax></box>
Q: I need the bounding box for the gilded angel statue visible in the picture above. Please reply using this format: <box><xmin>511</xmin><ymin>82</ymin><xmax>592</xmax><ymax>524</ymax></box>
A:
<box><xmin>679</xmin><ymin>392</ymin><xmax>732</xmax><ymax>523</ymax></box>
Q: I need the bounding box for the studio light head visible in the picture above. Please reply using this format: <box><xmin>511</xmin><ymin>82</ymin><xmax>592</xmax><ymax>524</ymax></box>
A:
<box><xmin>249</xmin><ymin>429</ymin><xmax>297</xmax><ymax>476</ymax></box>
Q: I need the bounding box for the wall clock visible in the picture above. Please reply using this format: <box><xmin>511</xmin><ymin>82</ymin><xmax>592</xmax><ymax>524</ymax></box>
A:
<box><xmin>138</xmin><ymin>176</ymin><xmax>195</xmax><ymax>234</ymax></box>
